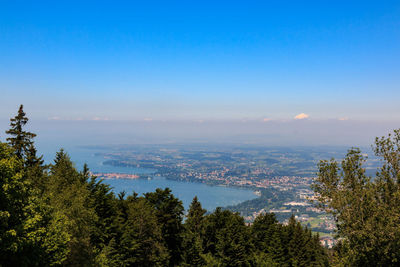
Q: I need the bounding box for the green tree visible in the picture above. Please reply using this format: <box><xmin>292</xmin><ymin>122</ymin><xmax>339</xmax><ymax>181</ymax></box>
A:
<box><xmin>251</xmin><ymin>213</ymin><xmax>288</xmax><ymax>265</ymax></box>
<box><xmin>25</xmin><ymin>143</ymin><xmax>47</xmax><ymax>192</ymax></box>
<box><xmin>6</xmin><ymin>105</ymin><xmax>37</xmax><ymax>160</ymax></box>
<box><xmin>285</xmin><ymin>215</ymin><xmax>313</xmax><ymax>267</ymax></box>
<box><xmin>181</xmin><ymin>231</ymin><xmax>206</xmax><ymax>266</ymax></box>
<box><xmin>251</xmin><ymin>213</ymin><xmax>279</xmax><ymax>252</ymax></box>
<box><xmin>252</xmin><ymin>252</ymin><xmax>280</xmax><ymax>267</ymax></box>
<box><xmin>313</xmin><ymin>129</ymin><xmax>400</xmax><ymax>266</ymax></box>
<box><xmin>6</xmin><ymin>105</ymin><xmax>46</xmax><ymax>192</ymax></box>
<box><xmin>121</xmin><ymin>198</ymin><xmax>168</xmax><ymax>266</ymax></box>
<box><xmin>47</xmin><ymin>149</ymin><xmax>97</xmax><ymax>265</ymax></box>
<box><xmin>87</xmin><ymin>173</ymin><xmax>118</xmax><ymax>262</ymax></box>
<box><xmin>185</xmin><ymin>196</ymin><xmax>206</xmax><ymax>235</ymax></box>
<box><xmin>0</xmin><ymin>142</ymin><xmax>69</xmax><ymax>266</ymax></box>
<box><xmin>182</xmin><ymin>196</ymin><xmax>207</xmax><ymax>266</ymax></box>
<box><xmin>103</xmin><ymin>197</ymin><xmax>168</xmax><ymax>266</ymax></box>
<box><xmin>203</xmin><ymin>208</ymin><xmax>252</xmax><ymax>266</ymax></box>
<box><xmin>145</xmin><ymin>188</ymin><xmax>184</xmax><ymax>266</ymax></box>
<box><xmin>252</xmin><ymin>213</ymin><xmax>327</xmax><ymax>267</ymax></box>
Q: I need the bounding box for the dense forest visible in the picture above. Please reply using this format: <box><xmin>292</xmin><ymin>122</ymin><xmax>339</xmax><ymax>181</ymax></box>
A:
<box><xmin>2</xmin><ymin>105</ymin><xmax>400</xmax><ymax>266</ymax></box>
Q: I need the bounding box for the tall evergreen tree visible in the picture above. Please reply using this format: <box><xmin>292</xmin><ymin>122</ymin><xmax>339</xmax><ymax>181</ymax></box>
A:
<box><xmin>186</xmin><ymin>196</ymin><xmax>206</xmax><ymax>235</ymax></box>
<box><xmin>145</xmin><ymin>188</ymin><xmax>184</xmax><ymax>266</ymax></box>
<box><xmin>119</xmin><ymin>198</ymin><xmax>168</xmax><ymax>266</ymax></box>
<box><xmin>87</xmin><ymin>173</ymin><xmax>117</xmax><ymax>261</ymax></box>
<box><xmin>25</xmin><ymin>143</ymin><xmax>44</xmax><ymax>169</ymax></box>
<box><xmin>47</xmin><ymin>149</ymin><xmax>97</xmax><ymax>265</ymax></box>
<box><xmin>25</xmin><ymin>143</ymin><xmax>47</xmax><ymax>192</ymax></box>
<box><xmin>6</xmin><ymin>105</ymin><xmax>37</xmax><ymax>160</ymax></box>
<box><xmin>203</xmin><ymin>208</ymin><xmax>252</xmax><ymax>266</ymax></box>
<box><xmin>182</xmin><ymin>196</ymin><xmax>207</xmax><ymax>266</ymax></box>
<box><xmin>251</xmin><ymin>212</ymin><xmax>279</xmax><ymax>252</ymax></box>
<box><xmin>286</xmin><ymin>215</ymin><xmax>309</xmax><ymax>266</ymax></box>
<box><xmin>181</xmin><ymin>231</ymin><xmax>206</xmax><ymax>267</ymax></box>
<box><xmin>6</xmin><ymin>105</ymin><xmax>46</xmax><ymax>191</ymax></box>
<box><xmin>251</xmin><ymin>212</ymin><xmax>288</xmax><ymax>265</ymax></box>
<box><xmin>215</xmin><ymin>212</ymin><xmax>252</xmax><ymax>266</ymax></box>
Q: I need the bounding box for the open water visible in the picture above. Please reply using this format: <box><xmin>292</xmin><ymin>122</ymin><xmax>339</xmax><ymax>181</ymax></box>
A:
<box><xmin>41</xmin><ymin>145</ymin><xmax>257</xmax><ymax>211</ymax></box>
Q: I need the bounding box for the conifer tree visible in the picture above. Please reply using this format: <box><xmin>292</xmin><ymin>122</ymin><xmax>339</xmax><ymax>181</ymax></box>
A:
<box><xmin>286</xmin><ymin>215</ymin><xmax>308</xmax><ymax>266</ymax></box>
<box><xmin>186</xmin><ymin>196</ymin><xmax>206</xmax><ymax>234</ymax></box>
<box><xmin>268</xmin><ymin>226</ymin><xmax>287</xmax><ymax>265</ymax></box>
<box><xmin>145</xmin><ymin>188</ymin><xmax>184</xmax><ymax>266</ymax></box>
<box><xmin>6</xmin><ymin>105</ymin><xmax>37</xmax><ymax>160</ymax></box>
<box><xmin>181</xmin><ymin>231</ymin><xmax>206</xmax><ymax>267</ymax></box>
<box><xmin>182</xmin><ymin>196</ymin><xmax>207</xmax><ymax>266</ymax></box>
<box><xmin>203</xmin><ymin>208</ymin><xmax>252</xmax><ymax>266</ymax></box>
<box><xmin>6</xmin><ymin>105</ymin><xmax>46</xmax><ymax>190</ymax></box>
<box><xmin>25</xmin><ymin>143</ymin><xmax>44</xmax><ymax>168</ymax></box>
<box><xmin>25</xmin><ymin>143</ymin><xmax>47</xmax><ymax>192</ymax></box>
<box><xmin>104</xmin><ymin>198</ymin><xmax>168</xmax><ymax>266</ymax></box>
<box><xmin>48</xmin><ymin>149</ymin><xmax>97</xmax><ymax>265</ymax></box>
<box><xmin>87</xmin><ymin>173</ymin><xmax>117</xmax><ymax>260</ymax></box>
<box><xmin>251</xmin><ymin>212</ymin><xmax>288</xmax><ymax>265</ymax></box>
<box><xmin>251</xmin><ymin>212</ymin><xmax>279</xmax><ymax>252</ymax></box>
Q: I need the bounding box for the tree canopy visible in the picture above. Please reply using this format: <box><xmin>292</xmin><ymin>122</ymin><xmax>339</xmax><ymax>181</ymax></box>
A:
<box><xmin>313</xmin><ymin>129</ymin><xmax>400</xmax><ymax>266</ymax></box>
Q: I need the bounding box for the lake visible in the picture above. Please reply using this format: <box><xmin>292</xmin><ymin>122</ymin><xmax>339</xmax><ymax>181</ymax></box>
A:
<box><xmin>41</xmin><ymin>145</ymin><xmax>258</xmax><ymax>211</ymax></box>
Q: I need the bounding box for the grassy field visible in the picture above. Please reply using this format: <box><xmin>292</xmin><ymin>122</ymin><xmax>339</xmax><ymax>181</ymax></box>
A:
<box><xmin>301</xmin><ymin>215</ymin><xmax>335</xmax><ymax>238</ymax></box>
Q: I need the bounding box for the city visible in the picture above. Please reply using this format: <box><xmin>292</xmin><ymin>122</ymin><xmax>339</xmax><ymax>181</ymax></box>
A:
<box><xmin>82</xmin><ymin>144</ymin><xmax>382</xmax><ymax>247</ymax></box>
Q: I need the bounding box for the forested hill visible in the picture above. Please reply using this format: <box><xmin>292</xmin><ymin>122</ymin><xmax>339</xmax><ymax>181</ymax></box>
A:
<box><xmin>0</xmin><ymin>109</ymin><xmax>330</xmax><ymax>267</ymax></box>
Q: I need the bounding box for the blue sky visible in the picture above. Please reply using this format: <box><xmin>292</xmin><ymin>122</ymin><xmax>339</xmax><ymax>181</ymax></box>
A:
<box><xmin>1</xmin><ymin>1</ymin><xmax>399</xmax><ymax>145</ymax></box>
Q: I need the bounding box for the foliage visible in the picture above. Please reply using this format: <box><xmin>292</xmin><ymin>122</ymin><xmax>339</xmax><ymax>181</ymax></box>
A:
<box><xmin>46</xmin><ymin>149</ymin><xmax>97</xmax><ymax>265</ymax></box>
<box><xmin>313</xmin><ymin>129</ymin><xmax>400</xmax><ymax>266</ymax></box>
<box><xmin>181</xmin><ymin>196</ymin><xmax>207</xmax><ymax>266</ymax></box>
<box><xmin>0</xmin><ymin>142</ymin><xmax>69</xmax><ymax>266</ymax></box>
<box><xmin>102</xmin><ymin>197</ymin><xmax>168</xmax><ymax>266</ymax></box>
<box><xmin>252</xmin><ymin>213</ymin><xmax>328</xmax><ymax>267</ymax></box>
<box><xmin>5</xmin><ymin>105</ymin><xmax>37</xmax><ymax>160</ymax></box>
<box><xmin>144</xmin><ymin>188</ymin><xmax>184</xmax><ymax>266</ymax></box>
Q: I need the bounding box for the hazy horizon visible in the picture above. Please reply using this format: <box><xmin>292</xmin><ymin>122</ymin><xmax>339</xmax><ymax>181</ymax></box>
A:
<box><xmin>1</xmin><ymin>116</ymin><xmax>398</xmax><ymax>150</ymax></box>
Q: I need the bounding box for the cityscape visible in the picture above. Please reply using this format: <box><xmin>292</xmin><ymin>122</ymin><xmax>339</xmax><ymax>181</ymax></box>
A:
<box><xmin>82</xmin><ymin>144</ymin><xmax>382</xmax><ymax>247</ymax></box>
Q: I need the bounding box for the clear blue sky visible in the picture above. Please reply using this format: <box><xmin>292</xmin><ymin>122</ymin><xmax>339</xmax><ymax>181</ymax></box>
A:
<box><xmin>1</xmin><ymin>1</ymin><xmax>399</xmax><ymax>145</ymax></box>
